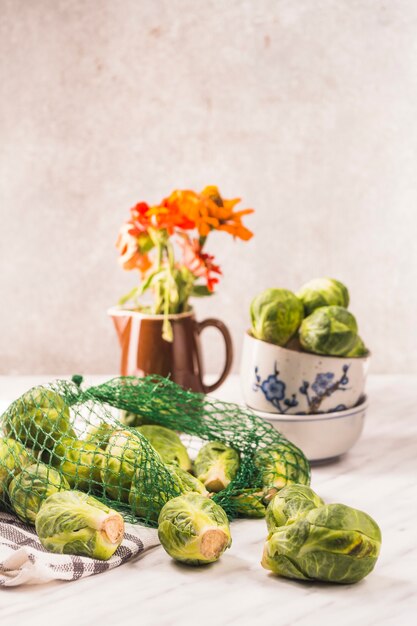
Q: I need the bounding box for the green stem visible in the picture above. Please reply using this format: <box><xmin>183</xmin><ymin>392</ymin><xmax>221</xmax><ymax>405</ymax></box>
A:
<box><xmin>154</xmin><ymin>237</ymin><xmax>164</xmax><ymax>314</ymax></box>
<box><xmin>199</xmin><ymin>235</ymin><xmax>207</xmax><ymax>250</ymax></box>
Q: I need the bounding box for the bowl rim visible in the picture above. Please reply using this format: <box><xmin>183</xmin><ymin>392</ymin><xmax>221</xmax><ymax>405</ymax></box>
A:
<box><xmin>244</xmin><ymin>330</ymin><xmax>371</xmax><ymax>361</ymax></box>
<box><xmin>249</xmin><ymin>396</ymin><xmax>368</xmax><ymax>422</ymax></box>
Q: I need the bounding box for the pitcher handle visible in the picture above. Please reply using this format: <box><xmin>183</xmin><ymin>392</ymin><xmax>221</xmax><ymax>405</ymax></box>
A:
<box><xmin>196</xmin><ymin>318</ymin><xmax>233</xmax><ymax>393</ymax></box>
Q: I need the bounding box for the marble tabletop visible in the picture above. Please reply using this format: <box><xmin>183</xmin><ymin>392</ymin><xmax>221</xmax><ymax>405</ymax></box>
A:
<box><xmin>0</xmin><ymin>374</ymin><xmax>416</xmax><ymax>626</ymax></box>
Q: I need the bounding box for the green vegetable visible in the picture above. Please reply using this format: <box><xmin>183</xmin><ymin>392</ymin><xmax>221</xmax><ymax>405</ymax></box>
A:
<box><xmin>158</xmin><ymin>493</ymin><xmax>232</xmax><ymax>564</ymax></box>
<box><xmin>297</xmin><ymin>278</ymin><xmax>349</xmax><ymax>316</ymax></box>
<box><xmin>120</xmin><ymin>410</ymin><xmax>149</xmax><ymax>427</ymax></box>
<box><xmin>8</xmin><ymin>463</ymin><xmax>70</xmax><ymax>524</ymax></box>
<box><xmin>250</xmin><ymin>288</ymin><xmax>304</xmax><ymax>346</ymax></box>
<box><xmin>254</xmin><ymin>444</ymin><xmax>310</xmax><ymax>492</ymax></box>
<box><xmin>129</xmin><ymin>462</ymin><xmax>182</xmax><ymax>523</ymax></box>
<box><xmin>266</xmin><ymin>484</ymin><xmax>324</xmax><ymax>533</ymax></box>
<box><xmin>194</xmin><ymin>441</ymin><xmax>240</xmax><ymax>492</ymax></box>
<box><xmin>345</xmin><ymin>335</ymin><xmax>368</xmax><ymax>357</ymax></box>
<box><xmin>35</xmin><ymin>491</ymin><xmax>124</xmax><ymax>560</ymax></box>
<box><xmin>262</xmin><ymin>503</ymin><xmax>381</xmax><ymax>584</ymax></box>
<box><xmin>166</xmin><ymin>463</ymin><xmax>209</xmax><ymax>497</ymax></box>
<box><xmin>49</xmin><ymin>437</ymin><xmax>105</xmax><ymax>492</ymax></box>
<box><xmin>84</xmin><ymin>422</ymin><xmax>115</xmax><ymax>450</ymax></box>
<box><xmin>101</xmin><ymin>429</ymin><xmax>145</xmax><ymax>502</ymax></box>
<box><xmin>231</xmin><ymin>488</ymin><xmax>267</xmax><ymax>518</ymax></box>
<box><xmin>137</xmin><ymin>425</ymin><xmax>191</xmax><ymax>471</ymax></box>
<box><xmin>299</xmin><ymin>305</ymin><xmax>361</xmax><ymax>357</ymax></box>
<box><xmin>3</xmin><ymin>387</ymin><xmax>75</xmax><ymax>451</ymax></box>
<box><xmin>0</xmin><ymin>438</ymin><xmax>32</xmax><ymax>504</ymax></box>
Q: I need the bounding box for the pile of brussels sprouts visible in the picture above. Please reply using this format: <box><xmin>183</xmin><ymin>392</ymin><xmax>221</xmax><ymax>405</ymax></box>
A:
<box><xmin>250</xmin><ymin>277</ymin><xmax>368</xmax><ymax>357</ymax></box>
<box><xmin>0</xmin><ymin>384</ymin><xmax>309</xmax><ymax>561</ymax></box>
<box><xmin>0</xmin><ymin>383</ymin><xmax>381</xmax><ymax>583</ymax></box>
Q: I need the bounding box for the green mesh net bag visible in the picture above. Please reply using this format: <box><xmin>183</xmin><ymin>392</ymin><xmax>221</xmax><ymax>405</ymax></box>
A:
<box><xmin>0</xmin><ymin>375</ymin><xmax>310</xmax><ymax>529</ymax></box>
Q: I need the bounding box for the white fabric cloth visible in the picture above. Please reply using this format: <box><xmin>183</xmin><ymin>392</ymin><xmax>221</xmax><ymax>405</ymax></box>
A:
<box><xmin>0</xmin><ymin>512</ymin><xmax>160</xmax><ymax>586</ymax></box>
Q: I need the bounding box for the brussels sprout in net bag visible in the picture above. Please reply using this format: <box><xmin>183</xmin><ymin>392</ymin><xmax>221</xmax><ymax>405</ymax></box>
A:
<box><xmin>137</xmin><ymin>425</ymin><xmax>192</xmax><ymax>471</ymax></box>
<box><xmin>3</xmin><ymin>387</ymin><xmax>76</xmax><ymax>451</ymax></box>
<box><xmin>194</xmin><ymin>441</ymin><xmax>240</xmax><ymax>492</ymax></box>
<box><xmin>8</xmin><ymin>462</ymin><xmax>70</xmax><ymax>524</ymax></box>
<box><xmin>0</xmin><ymin>438</ymin><xmax>33</xmax><ymax>506</ymax></box>
<box><xmin>0</xmin><ymin>375</ymin><xmax>310</xmax><ymax>526</ymax></box>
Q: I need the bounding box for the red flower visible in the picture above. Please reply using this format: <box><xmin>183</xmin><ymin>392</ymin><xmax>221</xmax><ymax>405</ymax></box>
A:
<box><xmin>179</xmin><ymin>235</ymin><xmax>222</xmax><ymax>292</ymax></box>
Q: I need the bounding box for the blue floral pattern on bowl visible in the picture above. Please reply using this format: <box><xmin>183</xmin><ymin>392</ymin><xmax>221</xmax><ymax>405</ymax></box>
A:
<box><xmin>254</xmin><ymin>363</ymin><xmax>350</xmax><ymax>414</ymax></box>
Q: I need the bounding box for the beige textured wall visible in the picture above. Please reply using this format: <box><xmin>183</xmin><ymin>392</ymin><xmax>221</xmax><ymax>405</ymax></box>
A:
<box><xmin>1</xmin><ymin>0</ymin><xmax>416</xmax><ymax>376</ymax></box>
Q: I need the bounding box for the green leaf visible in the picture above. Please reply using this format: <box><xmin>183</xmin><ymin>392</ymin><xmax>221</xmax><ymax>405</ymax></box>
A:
<box><xmin>138</xmin><ymin>268</ymin><xmax>166</xmax><ymax>296</ymax></box>
<box><xmin>191</xmin><ymin>285</ymin><xmax>213</xmax><ymax>297</ymax></box>
<box><xmin>118</xmin><ymin>287</ymin><xmax>139</xmax><ymax>306</ymax></box>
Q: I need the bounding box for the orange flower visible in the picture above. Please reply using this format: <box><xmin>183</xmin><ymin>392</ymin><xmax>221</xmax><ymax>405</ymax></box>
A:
<box><xmin>200</xmin><ymin>186</ymin><xmax>254</xmax><ymax>240</ymax></box>
<box><xmin>130</xmin><ymin>200</ymin><xmax>195</xmax><ymax>235</ymax></box>
<box><xmin>116</xmin><ymin>222</ymin><xmax>152</xmax><ymax>273</ymax></box>
<box><xmin>179</xmin><ymin>234</ymin><xmax>222</xmax><ymax>292</ymax></box>
<box><xmin>163</xmin><ymin>186</ymin><xmax>254</xmax><ymax>240</ymax></box>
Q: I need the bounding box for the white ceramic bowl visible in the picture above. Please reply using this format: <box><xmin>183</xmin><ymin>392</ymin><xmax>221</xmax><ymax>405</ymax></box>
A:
<box><xmin>253</xmin><ymin>398</ymin><xmax>368</xmax><ymax>462</ymax></box>
<box><xmin>240</xmin><ymin>331</ymin><xmax>370</xmax><ymax>415</ymax></box>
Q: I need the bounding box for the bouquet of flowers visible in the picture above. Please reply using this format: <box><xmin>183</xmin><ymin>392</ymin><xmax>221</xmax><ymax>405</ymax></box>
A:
<box><xmin>116</xmin><ymin>186</ymin><xmax>254</xmax><ymax>341</ymax></box>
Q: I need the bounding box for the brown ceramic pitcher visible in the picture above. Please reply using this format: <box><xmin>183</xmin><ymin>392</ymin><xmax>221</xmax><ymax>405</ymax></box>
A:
<box><xmin>108</xmin><ymin>307</ymin><xmax>233</xmax><ymax>393</ymax></box>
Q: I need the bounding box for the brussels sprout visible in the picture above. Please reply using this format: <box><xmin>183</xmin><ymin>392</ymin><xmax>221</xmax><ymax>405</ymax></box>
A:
<box><xmin>8</xmin><ymin>463</ymin><xmax>70</xmax><ymax>524</ymax></box>
<box><xmin>0</xmin><ymin>438</ymin><xmax>32</xmax><ymax>504</ymax></box>
<box><xmin>120</xmin><ymin>410</ymin><xmax>149</xmax><ymax>427</ymax></box>
<box><xmin>166</xmin><ymin>463</ymin><xmax>209</xmax><ymax>497</ymax></box>
<box><xmin>158</xmin><ymin>493</ymin><xmax>232</xmax><ymax>565</ymax></box>
<box><xmin>299</xmin><ymin>306</ymin><xmax>359</xmax><ymax>357</ymax></box>
<box><xmin>84</xmin><ymin>422</ymin><xmax>115</xmax><ymax>450</ymax></box>
<box><xmin>35</xmin><ymin>491</ymin><xmax>124</xmax><ymax>560</ymax></box>
<box><xmin>129</xmin><ymin>461</ymin><xmax>182</xmax><ymax>523</ymax></box>
<box><xmin>250</xmin><ymin>288</ymin><xmax>304</xmax><ymax>346</ymax></box>
<box><xmin>3</xmin><ymin>387</ymin><xmax>75</xmax><ymax>451</ymax></box>
<box><xmin>231</xmin><ymin>488</ymin><xmax>267</xmax><ymax>518</ymax></box>
<box><xmin>194</xmin><ymin>441</ymin><xmax>240</xmax><ymax>492</ymax></box>
<box><xmin>266</xmin><ymin>484</ymin><xmax>324</xmax><ymax>533</ymax></box>
<box><xmin>262</xmin><ymin>503</ymin><xmax>381</xmax><ymax>584</ymax></box>
<box><xmin>137</xmin><ymin>425</ymin><xmax>192</xmax><ymax>471</ymax></box>
<box><xmin>297</xmin><ymin>278</ymin><xmax>349</xmax><ymax>316</ymax></box>
<box><xmin>345</xmin><ymin>335</ymin><xmax>368</xmax><ymax>358</ymax></box>
<box><xmin>49</xmin><ymin>437</ymin><xmax>105</xmax><ymax>492</ymax></box>
<box><xmin>101</xmin><ymin>430</ymin><xmax>145</xmax><ymax>502</ymax></box>
<box><xmin>254</xmin><ymin>443</ymin><xmax>310</xmax><ymax>492</ymax></box>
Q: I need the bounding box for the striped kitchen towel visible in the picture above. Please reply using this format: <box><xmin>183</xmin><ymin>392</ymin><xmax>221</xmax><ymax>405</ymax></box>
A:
<box><xmin>0</xmin><ymin>512</ymin><xmax>160</xmax><ymax>586</ymax></box>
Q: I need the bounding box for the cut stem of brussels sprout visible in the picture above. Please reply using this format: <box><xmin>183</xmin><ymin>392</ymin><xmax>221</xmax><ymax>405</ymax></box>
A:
<box><xmin>194</xmin><ymin>441</ymin><xmax>240</xmax><ymax>493</ymax></box>
<box><xmin>101</xmin><ymin>514</ymin><xmax>125</xmax><ymax>544</ymax></box>
<box><xmin>199</xmin><ymin>529</ymin><xmax>230</xmax><ymax>560</ymax></box>
<box><xmin>204</xmin><ymin>465</ymin><xmax>230</xmax><ymax>492</ymax></box>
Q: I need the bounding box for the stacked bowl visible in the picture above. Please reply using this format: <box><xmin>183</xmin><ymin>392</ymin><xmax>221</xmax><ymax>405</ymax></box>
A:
<box><xmin>240</xmin><ymin>278</ymin><xmax>370</xmax><ymax>463</ymax></box>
